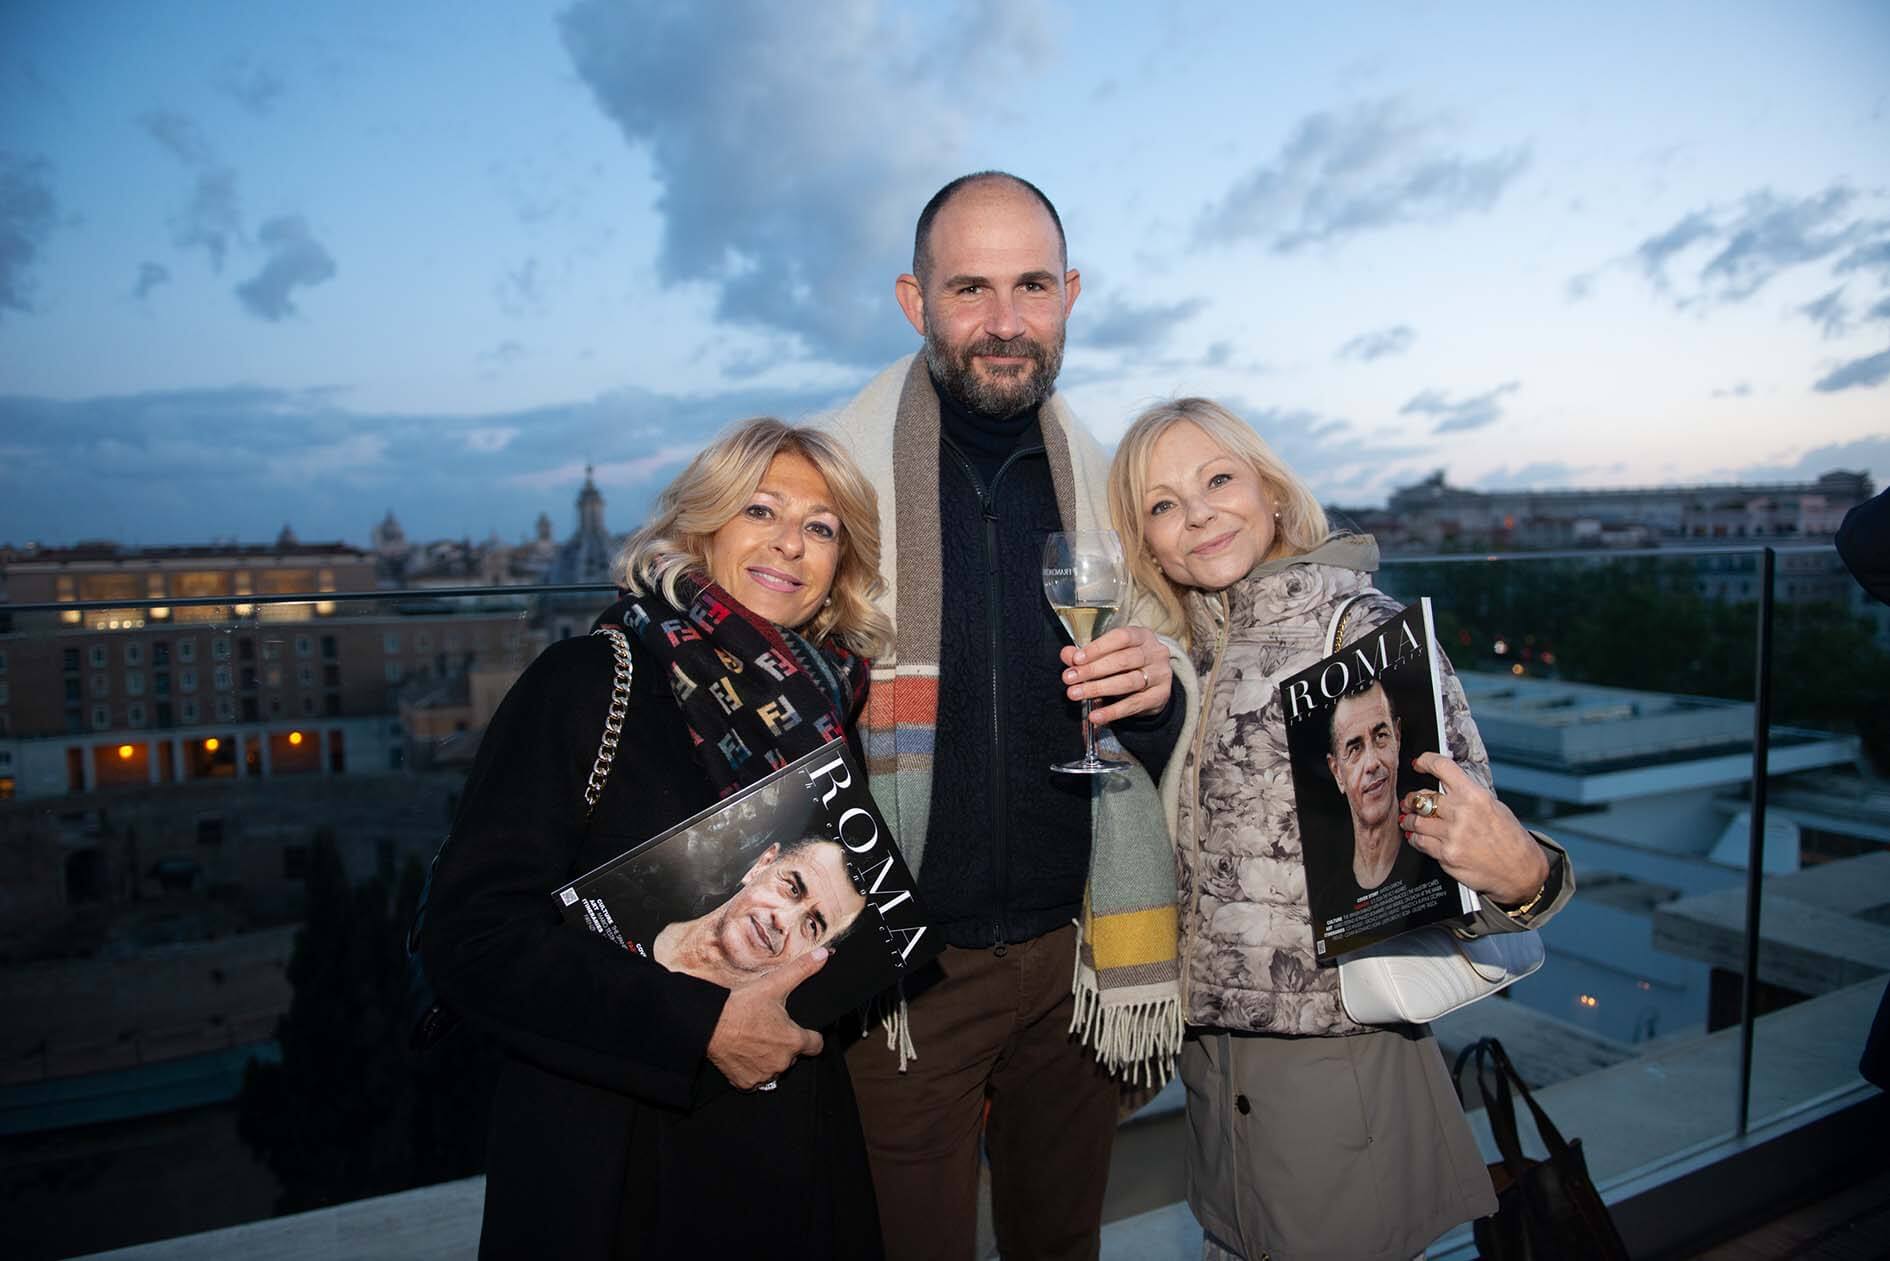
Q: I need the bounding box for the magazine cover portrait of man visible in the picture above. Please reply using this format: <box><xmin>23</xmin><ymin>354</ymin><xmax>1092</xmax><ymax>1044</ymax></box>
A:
<box><xmin>1281</xmin><ymin>602</ymin><xmax>1473</xmax><ymax>959</ymax></box>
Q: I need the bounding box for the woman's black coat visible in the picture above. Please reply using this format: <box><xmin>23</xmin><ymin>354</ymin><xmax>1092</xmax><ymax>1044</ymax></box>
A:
<box><xmin>420</xmin><ymin>629</ymin><xmax>881</xmax><ymax>1258</ymax></box>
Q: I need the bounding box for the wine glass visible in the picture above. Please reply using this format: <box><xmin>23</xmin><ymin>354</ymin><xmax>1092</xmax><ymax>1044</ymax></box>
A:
<box><xmin>1042</xmin><ymin>530</ymin><xmax>1132</xmax><ymax>775</ymax></box>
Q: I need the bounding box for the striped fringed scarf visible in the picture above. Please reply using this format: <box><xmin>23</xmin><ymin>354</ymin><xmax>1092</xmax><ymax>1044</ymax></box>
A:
<box><xmin>825</xmin><ymin>354</ymin><xmax>1184</xmax><ymax>1085</ymax></box>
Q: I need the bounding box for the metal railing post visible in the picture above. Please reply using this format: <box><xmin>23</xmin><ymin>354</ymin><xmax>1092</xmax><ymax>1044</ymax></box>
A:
<box><xmin>1736</xmin><ymin>546</ymin><xmax>1775</xmax><ymax>1136</ymax></box>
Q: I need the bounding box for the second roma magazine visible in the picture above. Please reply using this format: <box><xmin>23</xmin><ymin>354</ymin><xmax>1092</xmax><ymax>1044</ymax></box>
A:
<box><xmin>553</xmin><ymin>743</ymin><xmax>940</xmax><ymax>1029</ymax></box>
<box><xmin>1280</xmin><ymin>597</ymin><xmax>1480</xmax><ymax>961</ymax></box>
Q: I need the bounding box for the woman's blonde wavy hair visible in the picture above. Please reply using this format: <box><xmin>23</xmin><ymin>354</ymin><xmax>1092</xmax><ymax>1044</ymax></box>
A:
<box><xmin>614</xmin><ymin>418</ymin><xmax>893</xmax><ymax>658</ymax></box>
<box><xmin>1108</xmin><ymin>397</ymin><xmax>1333</xmax><ymax>647</ymax></box>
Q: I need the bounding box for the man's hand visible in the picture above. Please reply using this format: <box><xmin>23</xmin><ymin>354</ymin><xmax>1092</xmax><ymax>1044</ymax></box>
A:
<box><xmin>1060</xmin><ymin>625</ymin><xmax>1173</xmax><ymax>727</ymax></box>
<box><xmin>704</xmin><ymin>946</ymin><xmax>829</xmax><ymax>1090</ymax></box>
<box><xmin>1399</xmin><ymin>754</ymin><xmax>1549</xmax><ymax>907</ymax></box>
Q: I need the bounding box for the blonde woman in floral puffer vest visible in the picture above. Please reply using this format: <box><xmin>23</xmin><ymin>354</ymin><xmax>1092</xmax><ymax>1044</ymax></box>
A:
<box><xmin>1108</xmin><ymin>399</ymin><xmax>1575</xmax><ymax>1261</ymax></box>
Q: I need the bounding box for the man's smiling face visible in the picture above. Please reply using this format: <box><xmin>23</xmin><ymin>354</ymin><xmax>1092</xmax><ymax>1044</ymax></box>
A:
<box><xmin>899</xmin><ymin>179</ymin><xmax>1079</xmax><ymax>420</ymax></box>
<box><xmin>1326</xmin><ymin>683</ymin><xmax>1401</xmax><ymax>832</ymax></box>
<box><xmin>708</xmin><ymin>839</ymin><xmax>865</xmax><ymax>979</ymax></box>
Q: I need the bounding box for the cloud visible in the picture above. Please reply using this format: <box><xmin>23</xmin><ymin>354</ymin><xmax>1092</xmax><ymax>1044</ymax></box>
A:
<box><xmin>133</xmin><ymin>261</ymin><xmax>170</xmax><ymax>300</ymax></box>
<box><xmin>1835</xmin><ymin>238</ymin><xmax>1890</xmax><ymax>284</ymax></box>
<box><xmin>214</xmin><ymin>58</ymin><xmax>284</xmax><ymax>116</ymax></box>
<box><xmin>1399</xmin><ymin>381</ymin><xmax>1520</xmax><ymax>434</ymax></box>
<box><xmin>1630</xmin><ymin>185</ymin><xmax>1890</xmax><ymax>306</ymax></box>
<box><xmin>1800</xmin><ymin>287</ymin><xmax>1850</xmax><ymax>338</ymax></box>
<box><xmin>1336</xmin><ymin>324</ymin><xmax>1415</xmax><ymax>361</ymax></box>
<box><xmin>1194</xmin><ymin>100</ymin><xmax>1528</xmax><ymax>253</ymax></box>
<box><xmin>0</xmin><ymin>378</ymin><xmax>856</xmax><ymax>545</ymax></box>
<box><xmin>1813</xmin><ymin>347</ymin><xmax>1890</xmax><ymax>393</ymax></box>
<box><xmin>477</xmin><ymin>340</ymin><xmax>525</xmax><ymax>367</ymax></box>
<box><xmin>234</xmin><ymin>215</ymin><xmax>336</xmax><ymax>320</ymax></box>
<box><xmin>464</xmin><ymin>425</ymin><xmax>519</xmax><ymax>453</ymax></box>
<box><xmin>1564</xmin><ymin>272</ymin><xmax>1596</xmax><ymax>302</ymax></box>
<box><xmin>262</xmin><ymin>433</ymin><xmax>388</xmax><ymax>481</ymax></box>
<box><xmin>1473</xmin><ymin>461</ymin><xmax>1624</xmax><ymax>489</ymax></box>
<box><xmin>1711</xmin><ymin>381</ymin><xmax>1752</xmax><ymax>399</ymax></box>
<box><xmin>509</xmin><ymin>445</ymin><xmax>704</xmax><ymax>493</ymax></box>
<box><xmin>0</xmin><ymin>151</ymin><xmax>61</xmax><ymax>317</ymax></box>
<box><xmin>558</xmin><ymin>0</ymin><xmax>1052</xmax><ymax>366</ymax></box>
<box><xmin>496</xmin><ymin>257</ymin><xmax>540</xmax><ymax>316</ymax></box>
<box><xmin>1732</xmin><ymin>432</ymin><xmax>1890</xmax><ymax>483</ymax></box>
<box><xmin>141</xmin><ymin>110</ymin><xmax>242</xmax><ymax>270</ymax></box>
<box><xmin>1081</xmin><ymin>295</ymin><xmax>1208</xmax><ymax>351</ymax></box>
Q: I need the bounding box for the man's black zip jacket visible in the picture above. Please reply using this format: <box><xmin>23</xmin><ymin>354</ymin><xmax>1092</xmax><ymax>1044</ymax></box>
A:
<box><xmin>923</xmin><ymin>374</ymin><xmax>1181</xmax><ymax>948</ymax></box>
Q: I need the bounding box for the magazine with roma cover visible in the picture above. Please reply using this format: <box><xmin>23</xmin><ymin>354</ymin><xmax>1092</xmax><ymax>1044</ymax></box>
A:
<box><xmin>551</xmin><ymin>742</ymin><xmax>939</xmax><ymax>1029</ymax></box>
<box><xmin>1280</xmin><ymin>598</ymin><xmax>1480</xmax><ymax>961</ymax></box>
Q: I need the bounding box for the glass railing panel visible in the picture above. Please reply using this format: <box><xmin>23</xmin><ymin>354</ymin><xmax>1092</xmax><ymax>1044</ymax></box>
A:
<box><xmin>0</xmin><ymin>586</ymin><xmax>616</xmax><ymax>1256</ymax></box>
<box><xmin>1379</xmin><ymin>551</ymin><xmax>1760</xmax><ymax>1188</ymax></box>
<box><xmin>1745</xmin><ymin>545</ymin><xmax>1889</xmax><ymax>1130</ymax></box>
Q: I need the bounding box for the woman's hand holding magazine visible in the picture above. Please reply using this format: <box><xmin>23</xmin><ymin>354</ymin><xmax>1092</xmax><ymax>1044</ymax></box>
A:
<box><xmin>1399</xmin><ymin>753</ymin><xmax>1548</xmax><ymax>909</ymax></box>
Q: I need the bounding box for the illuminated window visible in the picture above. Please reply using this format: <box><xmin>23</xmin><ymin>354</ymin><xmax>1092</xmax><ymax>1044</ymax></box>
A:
<box><xmin>147</xmin><ymin>573</ymin><xmax>166</xmax><ymax>599</ymax></box>
<box><xmin>173</xmin><ymin>571</ymin><xmax>229</xmax><ymax>599</ymax></box>
<box><xmin>57</xmin><ymin>576</ymin><xmax>76</xmax><ymax>602</ymax></box>
<box><xmin>78</xmin><ymin>574</ymin><xmax>140</xmax><ymax>602</ymax></box>
<box><xmin>258</xmin><ymin>569</ymin><xmax>314</xmax><ymax>595</ymax></box>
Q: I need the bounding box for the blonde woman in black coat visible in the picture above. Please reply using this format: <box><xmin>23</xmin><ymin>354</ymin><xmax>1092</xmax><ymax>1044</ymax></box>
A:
<box><xmin>421</xmin><ymin>418</ymin><xmax>892</xmax><ymax>1258</ymax></box>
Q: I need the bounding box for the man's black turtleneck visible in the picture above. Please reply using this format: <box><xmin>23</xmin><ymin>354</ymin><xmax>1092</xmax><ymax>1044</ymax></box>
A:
<box><xmin>923</xmin><ymin>370</ymin><xmax>1180</xmax><ymax>949</ymax></box>
<box><xmin>933</xmin><ymin>373</ymin><xmax>1039</xmax><ymax>483</ymax></box>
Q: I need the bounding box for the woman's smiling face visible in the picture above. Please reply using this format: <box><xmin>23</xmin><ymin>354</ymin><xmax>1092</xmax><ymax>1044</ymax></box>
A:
<box><xmin>703</xmin><ymin>450</ymin><xmax>842</xmax><ymax>628</ymax></box>
<box><xmin>1140</xmin><ymin>421</ymin><xmax>1278</xmax><ymax>593</ymax></box>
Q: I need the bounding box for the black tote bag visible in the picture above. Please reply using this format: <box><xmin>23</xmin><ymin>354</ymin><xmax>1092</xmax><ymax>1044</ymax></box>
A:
<box><xmin>1455</xmin><ymin>1037</ymin><xmax>1631</xmax><ymax>1261</ymax></box>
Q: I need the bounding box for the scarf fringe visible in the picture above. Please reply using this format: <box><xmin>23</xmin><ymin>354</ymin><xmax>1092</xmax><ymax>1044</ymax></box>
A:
<box><xmin>1069</xmin><ymin>931</ymin><xmax>1183</xmax><ymax>1088</ymax></box>
<box><xmin>862</xmin><ymin>989</ymin><xmax>917</xmax><ymax>1071</ymax></box>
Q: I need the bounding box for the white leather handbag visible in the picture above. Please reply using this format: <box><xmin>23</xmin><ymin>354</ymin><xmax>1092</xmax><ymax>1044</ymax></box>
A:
<box><xmin>1339</xmin><ymin>921</ymin><xmax>1544</xmax><ymax>1025</ymax></box>
<box><xmin>1324</xmin><ymin>592</ymin><xmax>1546</xmax><ymax>1025</ymax></box>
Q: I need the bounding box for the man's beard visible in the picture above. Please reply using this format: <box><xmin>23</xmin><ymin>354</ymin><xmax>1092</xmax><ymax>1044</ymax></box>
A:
<box><xmin>924</xmin><ymin>325</ymin><xmax>1065</xmax><ymax>420</ymax></box>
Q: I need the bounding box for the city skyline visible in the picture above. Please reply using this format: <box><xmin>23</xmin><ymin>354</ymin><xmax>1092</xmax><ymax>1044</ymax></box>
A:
<box><xmin>3</xmin><ymin>1</ymin><xmax>1888</xmax><ymax>546</ymax></box>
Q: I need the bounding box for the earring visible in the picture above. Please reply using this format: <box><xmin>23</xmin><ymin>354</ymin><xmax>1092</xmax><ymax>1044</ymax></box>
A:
<box><xmin>823</xmin><ymin>595</ymin><xmax>832</xmax><ymax>608</ymax></box>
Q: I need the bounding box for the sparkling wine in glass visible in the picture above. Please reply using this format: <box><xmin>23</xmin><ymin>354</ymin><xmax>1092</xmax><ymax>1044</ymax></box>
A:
<box><xmin>1043</xmin><ymin>530</ymin><xmax>1131</xmax><ymax>775</ymax></box>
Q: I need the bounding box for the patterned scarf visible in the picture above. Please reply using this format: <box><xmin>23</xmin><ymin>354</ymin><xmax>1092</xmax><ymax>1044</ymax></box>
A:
<box><xmin>598</xmin><ymin>578</ymin><xmax>867</xmax><ymax>798</ymax></box>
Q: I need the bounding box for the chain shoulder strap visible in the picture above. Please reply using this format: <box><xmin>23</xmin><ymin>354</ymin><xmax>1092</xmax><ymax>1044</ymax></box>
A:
<box><xmin>584</xmin><ymin>625</ymin><xmax>634</xmax><ymax>817</ymax></box>
<box><xmin>1328</xmin><ymin>592</ymin><xmax>1369</xmax><ymax>653</ymax></box>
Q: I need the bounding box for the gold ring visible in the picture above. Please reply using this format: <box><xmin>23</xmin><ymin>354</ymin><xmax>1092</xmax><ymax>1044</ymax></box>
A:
<box><xmin>1413</xmin><ymin>792</ymin><xmax>1439</xmax><ymax>818</ymax></box>
<box><xmin>1138</xmin><ymin>668</ymin><xmax>1150</xmax><ymax>690</ymax></box>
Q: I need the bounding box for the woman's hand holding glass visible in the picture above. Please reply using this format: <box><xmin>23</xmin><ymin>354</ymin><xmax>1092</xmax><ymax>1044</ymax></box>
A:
<box><xmin>1058</xmin><ymin>626</ymin><xmax>1172</xmax><ymax>727</ymax></box>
